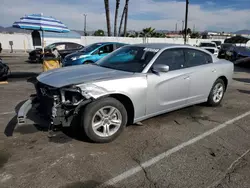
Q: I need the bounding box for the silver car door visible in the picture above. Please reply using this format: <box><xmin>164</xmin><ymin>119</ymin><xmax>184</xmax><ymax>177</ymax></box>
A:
<box><xmin>146</xmin><ymin>48</ymin><xmax>190</xmax><ymax>116</ymax></box>
<box><xmin>184</xmin><ymin>49</ymin><xmax>218</xmax><ymax>104</ymax></box>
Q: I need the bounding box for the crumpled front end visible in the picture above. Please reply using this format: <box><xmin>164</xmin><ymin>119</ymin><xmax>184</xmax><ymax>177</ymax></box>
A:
<box><xmin>17</xmin><ymin>80</ymin><xmax>92</xmax><ymax>132</ymax></box>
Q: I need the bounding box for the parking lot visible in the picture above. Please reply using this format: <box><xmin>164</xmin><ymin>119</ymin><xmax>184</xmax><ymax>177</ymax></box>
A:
<box><xmin>0</xmin><ymin>56</ymin><xmax>250</xmax><ymax>188</ymax></box>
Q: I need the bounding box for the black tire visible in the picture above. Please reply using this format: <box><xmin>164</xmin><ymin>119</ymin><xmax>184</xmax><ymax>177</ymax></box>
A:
<box><xmin>82</xmin><ymin>97</ymin><xmax>128</xmax><ymax>143</ymax></box>
<box><xmin>207</xmin><ymin>79</ymin><xmax>225</xmax><ymax>106</ymax></box>
<box><xmin>83</xmin><ymin>61</ymin><xmax>94</xmax><ymax>64</ymax></box>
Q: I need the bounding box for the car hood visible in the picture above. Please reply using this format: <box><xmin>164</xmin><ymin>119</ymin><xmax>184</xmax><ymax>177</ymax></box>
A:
<box><xmin>37</xmin><ymin>64</ymin><xmax>133</xmax><ymax>88</ymax></box>
<box><xmin>236</xmin><ymin>50</ymin><xmax>250</xmax><ymax>57</ymax></box>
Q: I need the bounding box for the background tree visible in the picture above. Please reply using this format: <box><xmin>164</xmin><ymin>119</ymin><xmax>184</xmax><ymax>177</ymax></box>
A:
<box><xmin>141</xmin><ymin>27</ymin><xmax>155</xmax><ymax>37</ymax></box>
<box><xmin>190</xmin><ymin>32</ymin><xmax>201</xmax><ymax>39</ymax></box>
<box><xmin>104</xmin><ymin>0</ymin><xmax>111</xmax><ymax>36</ymax></box>
<box><xmin>118</xmin><ymin>3</ymin><xmax>126</xmax><ymax>36</ymax></box>
<box><xmin>123</xmin><ymin>0</ymin><xmax>129</xmax><ymax>37</ymax></box>
<box><xmin>114</xmin><ymin>0</ymin><xmax>120</xmax><ymax>36</ymax></box>
<box><xmin>93</xmin><ymin>29</ymin><xmax>105</xmax><ymax>36</ymax></box>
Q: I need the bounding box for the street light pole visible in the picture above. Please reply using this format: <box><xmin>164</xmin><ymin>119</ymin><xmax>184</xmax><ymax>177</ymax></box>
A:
<box><xmin>83</xmin><ymin>14</ymin><xmax>87</xmax><ymax>36</ymax></box>
<box><xmin>184</xmin><ymin>0</ymin><xmax>189</xmax><ymax>44</ymax></box>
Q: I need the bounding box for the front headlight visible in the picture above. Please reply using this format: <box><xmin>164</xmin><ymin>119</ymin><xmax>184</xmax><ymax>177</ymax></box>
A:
<box><xmin>71</xmin><ymin>57</ymin><xmax>77</xmax><ymax>61</ymax></box>
<box><xmin>77</xmin><ymin>83</ymin><xmax>109</xmax><ymax>99</ymax></box>
<box><xmin>71</xmin><ymin>55</ymin><xmax>88</xmax><ymax>61</ymax></box>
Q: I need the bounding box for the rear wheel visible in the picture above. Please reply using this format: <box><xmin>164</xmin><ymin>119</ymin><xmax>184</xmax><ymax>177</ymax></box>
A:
<box><xmin>81</xmin><ymin>97</ymin><xmax>127</xmax><ymax>143</ymax></box>
<box><xmin>207</xmin><ymin>79</ymin><xmax>225</xmax><ymax>106</ymax></box>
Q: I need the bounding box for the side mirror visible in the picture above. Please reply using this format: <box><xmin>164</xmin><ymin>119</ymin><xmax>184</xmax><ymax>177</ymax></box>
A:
<box><xmin>152</xmin><ymin>64</ymin><xmax>169</xmax><ymax>73</ymax></box>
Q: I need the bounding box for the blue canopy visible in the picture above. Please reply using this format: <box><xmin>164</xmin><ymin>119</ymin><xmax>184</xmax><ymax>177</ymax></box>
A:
<box><xmin>12</xmin><ymin>13</ymin><xmax>70</xmax><ymax>33</ymax></box>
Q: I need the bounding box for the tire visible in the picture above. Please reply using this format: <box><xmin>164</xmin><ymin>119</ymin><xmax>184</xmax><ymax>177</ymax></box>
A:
<box><xmin>207</xmin><ymin>79</ymin><xmax>225</xmax><ymax>106</ymax></box>
<box><xmin>82</xmin><ymin>97</ymin><xmax>128</xmax><ymax>143</ymax></box>
<box><xmin>83</xmin><ymin>61</ymin><xmax>94</xmax><ymax>64</ymax></box>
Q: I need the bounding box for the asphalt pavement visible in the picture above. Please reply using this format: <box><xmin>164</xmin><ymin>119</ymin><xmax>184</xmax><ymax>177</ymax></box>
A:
<box><xmin>0</xmin><ymin>57</ymin><xmax>250</xmax><ymax>188</ymax></box>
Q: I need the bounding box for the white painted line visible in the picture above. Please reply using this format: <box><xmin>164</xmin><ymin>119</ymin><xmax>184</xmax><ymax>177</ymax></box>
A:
<box><xmin>98</xmin><ymin>110</ymin><xmax>250</xmax><ymax>188</ymax></box>
<box><xmin>0</xmin><ymin>111</ymin><xmax>15</xmax><ymax>116</ymax></box>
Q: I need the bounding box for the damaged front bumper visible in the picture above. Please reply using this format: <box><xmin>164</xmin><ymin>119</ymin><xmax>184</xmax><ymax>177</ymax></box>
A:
<box><xmin>17</xmin><ymin>93</ymin><xmax>91</xmax><ymax>132</ymax></box>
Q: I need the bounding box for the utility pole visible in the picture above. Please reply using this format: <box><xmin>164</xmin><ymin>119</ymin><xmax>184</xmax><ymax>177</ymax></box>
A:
<box><xmin>182</xmin><ymin>20</ymin><xmax>184</xmax><ymax>31</ymax></box>
<box><xmin>175</xmin><ymin>23</ymin><xmax>177</xmax><ymax>33</ymax></box>
<box><xmin>184</xmin><ymin>0</ymin><xmax>189</xmax><ymax>44</ymax></box>
<box><xmin>193</xmin><ymin>24</ymin><xmax>195</xmax><ymax>33</ymax></box>
<box><xmin>83</xmin><ymin>14</ymin><xmax>87</xmax><ymax>36</ymax></box>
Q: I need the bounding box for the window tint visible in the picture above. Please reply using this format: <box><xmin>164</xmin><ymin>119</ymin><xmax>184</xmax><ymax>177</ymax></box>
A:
<box><xmin>185</xmin><ymin>49</ymin><xmax>212</xmax><ymax>67</ymax></box>
<box><xmin>153</xmin><ymin>49</ymin><xmax>185</xmax><ymax>71</ymax></box>
<box><xmin>99</xmin><ymin>44</ymin><xmax>114</xmax><ymax>53</ymax></box>
<box><xmin>66</xmin><ymin>43</ymin><xmax>79</xmax><ymax>50</ymax></box>
<box><xmin>55</xmin><ymin>44</ymin><xmax>65</xmax><ymax>50</ymax></box>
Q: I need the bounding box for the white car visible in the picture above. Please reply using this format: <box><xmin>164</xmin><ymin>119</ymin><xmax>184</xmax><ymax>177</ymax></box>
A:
<box><xmin>199</xmin><ymin>42</ymin><xmax>219</xmax><ymax>57</ymax></box>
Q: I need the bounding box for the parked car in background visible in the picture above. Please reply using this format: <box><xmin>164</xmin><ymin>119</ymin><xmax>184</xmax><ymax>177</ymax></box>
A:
<box><xmin>62</xmin><ymin>42</ymin><xmax>127</xmax><ymax>66</ymax></box>
<box><xmin>18</xmin><ymin>43</ymin><xmax>233</xmax><ymax>143</ymax></box>
<box><xmin>212</xmin><ymin>40</ymin><xmax>222</xmax><ymax>49</ymax></box>
<box><xmin>218</xmin><ymin>43</ymin><xmax>236</xmax><ymax>58</ymax></box>
<box><xmin>28</xmin><ymin>42</ymin><xmax>84</xmax><ymax>63</ymax></box>
<box><xmin>198</xmin><ymin>42</ymin><xmax>219</xmax><ymax>57</ymax></box>
<box><xmin>225</xmin><ymin>46</ymin><xmax>250</xmax><ymax>65</ymax></box>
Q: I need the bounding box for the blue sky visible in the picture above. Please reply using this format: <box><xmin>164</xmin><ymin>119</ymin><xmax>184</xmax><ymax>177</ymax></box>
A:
<box><xmin>0</xmin><ymin>0</ymin><xmax>250</xmax><ymax>32</ymax></box>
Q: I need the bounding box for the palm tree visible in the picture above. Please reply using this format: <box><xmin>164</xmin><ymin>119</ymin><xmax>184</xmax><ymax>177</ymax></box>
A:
<box><xmin>104</xmin><ymin>0</ymin><xmax>111</xmax><ymax>36</ymax></box>
<box><xmin>114</xmin><ymin>0</ymin><xmax>120</xmax><ymax>36</ymax></box>
<box><xmin>118</xmin><ymin>2</ymin><xmax>126</xmax><ymax>36</ymax></box>
<box><xmin>123</xmin><ymin>0</ymin><xmax>129</xmax><ymax>37</ymax></box>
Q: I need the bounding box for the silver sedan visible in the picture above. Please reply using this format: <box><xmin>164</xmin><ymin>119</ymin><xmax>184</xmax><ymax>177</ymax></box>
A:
<box><xmin>17</xmin><ymin>43</ymin><xmax>234</xmax><ymax>143</ymax></box>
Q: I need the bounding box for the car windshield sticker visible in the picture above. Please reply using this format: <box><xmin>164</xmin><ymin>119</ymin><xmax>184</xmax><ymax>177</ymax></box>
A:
<box><xmin>143</xmin><ymin>48</ymin><xmax>159</xmax><ymax>53</ymax></box>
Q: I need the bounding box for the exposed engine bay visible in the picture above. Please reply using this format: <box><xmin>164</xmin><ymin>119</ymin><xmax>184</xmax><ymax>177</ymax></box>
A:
<box><xmin>33</xmin><ymin>81</ymin><xmax>91</xmax><ymax>131</ymax></box>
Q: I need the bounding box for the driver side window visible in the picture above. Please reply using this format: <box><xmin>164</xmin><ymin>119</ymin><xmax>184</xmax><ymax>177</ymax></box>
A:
<box><xmin>153</xmin><ymin>49</ymin><xmax>185</xmax><ymax>71</ymax></box>
<box><xmin>99</xmin><ymin>44</ymin><xmax>114</xmax><ymax>54</ymax></box>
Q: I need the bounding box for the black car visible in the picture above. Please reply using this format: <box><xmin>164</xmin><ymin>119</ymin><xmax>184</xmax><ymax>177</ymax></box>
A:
<box><xmin>224</xmin><ymin>46</ymin><xmax>250</xmax><ymax>65</ymax></box>
<box><xmin>218</xmin><ymin>43</ymin><xmax>236</xmax><ymax>58</ymax></box>
<box><xmin>28</xmin><ymin>42</ymin><xmax>84</xmax><ymax>63</ymax></box>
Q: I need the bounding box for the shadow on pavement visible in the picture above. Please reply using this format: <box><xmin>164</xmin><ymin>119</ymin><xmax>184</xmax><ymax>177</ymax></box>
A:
<box><xmin>234</xmin><ymin>64</ymin><xmax>250</xmax><ymax>73</ymax></box>
<box><xmin>4</xmin><ymin>100</ymin><xmax>26</xmax><ymax>137</ymax></box>
<box><xmin>8</xmin><ymin>72</ymin><xmax>39</xmax><ymax>81</ymax></box>
<box><xmin>233</xmin><ymin>78</ymin><xmax>250</xmax><ymax>84</ymax></box>
<box><xmin>61</xmin><ymin>180</ymin><xmax>116</xmax><ymax>188</ymax></box>
<box><xmin>238</xmin><ymin>89</ymin><xmax>250</xmax><ymax>95</ymax></box>
<box><xmin>4</xmin><ymin>99</ymin><xmax>90</xmax><ymax>144</ymax></box>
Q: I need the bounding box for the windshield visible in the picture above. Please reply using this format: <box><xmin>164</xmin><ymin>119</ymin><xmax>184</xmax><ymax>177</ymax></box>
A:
<box><xmin>95</xmin><ymin>46</ymin><xmax>159</xmax><ymax>73</ymax></box>
<box><xmin>45</xmin><ymin>43</ymin><xmax>56</xmax><ymax>49</ymax></box>
<box><xmin>199</xmin><ymin>43</ymin><xmax>216</xmax><ymax>47</ymax></box>
<box><xmin>80</xmin><ymin>43</ymin><xmax>104</xmax><ymax>53</ymax></box>
<box><xmin>221</xmin><ymin>43</ymin><xmax>233</xmax><ymax>49</ymax></box>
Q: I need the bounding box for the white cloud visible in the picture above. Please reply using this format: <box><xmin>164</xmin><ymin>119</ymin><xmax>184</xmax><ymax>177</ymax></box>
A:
<box><xmin>0</xmin><ymin>0</ymin><xmax>250</xmax><ymax>32</ymax></box>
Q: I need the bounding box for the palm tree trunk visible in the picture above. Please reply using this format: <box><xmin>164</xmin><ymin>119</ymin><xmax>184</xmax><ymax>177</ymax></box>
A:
<box><xmin>104</xmin><ymin>0</ymin><xmax>111</xmax><ymax>36</ymax></box>
<box><xmin>118</xmin><ymin>5</ymin><xmax>126</xmax><ymax>36</ymax></box>
<box><xmin>123</xmin><ymin>0</ymin><xmax>129</xmax><ymax>37</ymax></box>
<box><xmin>114</xmin><ymin>0</ymin><xmax>120</xmax><ymax>36</ymax></box>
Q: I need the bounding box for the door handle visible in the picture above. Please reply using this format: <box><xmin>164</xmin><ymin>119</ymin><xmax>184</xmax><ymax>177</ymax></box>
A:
<box><xmin>184</xmin><ymin>76</ymin><xmax>190</xmax><ymax>80</ymax></box>
<box><xmin>212</xmin><ymin>69</ymin><xmax>216</xmax><ymax>72</ymax></box>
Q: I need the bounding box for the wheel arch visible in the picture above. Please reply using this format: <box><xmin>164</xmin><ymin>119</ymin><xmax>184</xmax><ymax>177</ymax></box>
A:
<box><xmin>217</xmin><ymin>76</ymin><xmax>228</xmax><ymax>91</ymax></box>
<box><xmin>108</xmin><ymin>93</ymin><xmax>135</xmax><ymax>125</ymax></box>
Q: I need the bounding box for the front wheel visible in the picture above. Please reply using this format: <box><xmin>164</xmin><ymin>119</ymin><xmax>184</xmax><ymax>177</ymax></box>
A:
<box><xmin>207</xmin><ymin>79</ymin><xmax>225</xmax><ymax>106</ymax></box>
<box><xmin>82</xmin><ymin>97</ymin><xmax>128</xmax><ymax>143</ymax></box>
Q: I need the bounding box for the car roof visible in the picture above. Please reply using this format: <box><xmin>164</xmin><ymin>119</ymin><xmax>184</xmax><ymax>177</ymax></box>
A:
<box><xmin>130</xmin><ymin>43</ymin><xmax>190</xmax><ymax>49</ymax></box>
<box><xmin>91</xmin><ymin>42</ymin><xmax>127</xmax><ymax>45</ymax></box>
